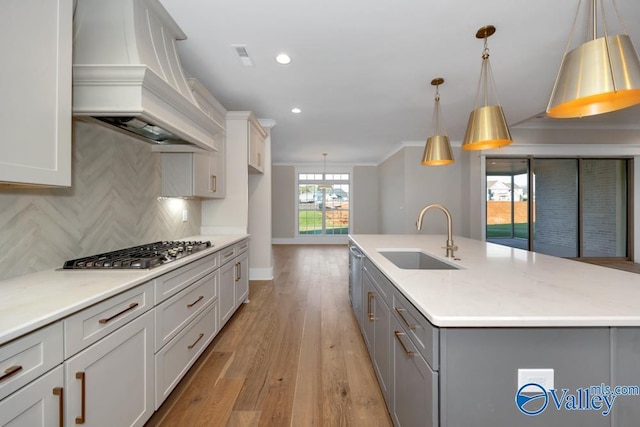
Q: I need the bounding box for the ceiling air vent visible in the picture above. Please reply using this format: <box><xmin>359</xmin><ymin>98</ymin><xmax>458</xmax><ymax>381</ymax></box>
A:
<box><xmin>233</xmin><ymin>45</ymin><xmax>254</xmax><ymax>67</ymax></box>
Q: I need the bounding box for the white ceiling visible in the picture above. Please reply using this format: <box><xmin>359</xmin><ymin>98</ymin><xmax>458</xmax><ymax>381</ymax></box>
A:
<box><xmin>159</xmin><ymin>0</ymin><xmax>640</xmax><ymax>164</ymax></box>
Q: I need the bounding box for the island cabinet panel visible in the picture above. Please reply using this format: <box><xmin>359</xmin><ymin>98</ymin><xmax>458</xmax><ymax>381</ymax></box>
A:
<box><xmin>439</xmin><ymin>328</ymin><xmax>611</xmax><ymax>427</ymax></box>
<box><xmin>392</xmin><ymin>289</ymin><xmax>439</xmax><ymax>370</ymax></box>
<box><xmin>611</xmin><ymin>328</ymin><xmax>640</xmax><ymax>425</ymax></box>
<box><xmin>391</xmin><ymin>316</ymin><xmax>438</xmax><ymax>427</ymax></box>
<box><xmin>362</xmin><ymin>265</ymin><xmax>392</xmax><ymax>406</ymax></box>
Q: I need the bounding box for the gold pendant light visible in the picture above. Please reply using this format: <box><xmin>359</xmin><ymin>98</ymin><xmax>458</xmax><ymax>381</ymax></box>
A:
<box><xmin>547</xmin><ymin>0</ymin><xmax>640</xmax><ymax>118</ymax></box>
<box><xmin>422</xmin><ymin>78</ymin><xmax>454</xmax><ymax>166</ymax></box>
<box><xmin>462</xmin><ymin>25</ymin><xmax>512</xmax><ymax>151</ymax></box>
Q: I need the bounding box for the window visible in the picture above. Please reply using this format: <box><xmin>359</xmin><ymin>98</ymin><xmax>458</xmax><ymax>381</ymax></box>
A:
<box><xmin>298</xmin><ymin>172</ymin><xmax>350</xmax><ymax>235</ymax></box>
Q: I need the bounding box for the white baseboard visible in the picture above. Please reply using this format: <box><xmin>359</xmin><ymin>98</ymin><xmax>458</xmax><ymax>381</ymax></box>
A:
<box><xmin>250</xmin><ymin>267</ymin><xmax>273</xmax><ymax>281</ymax></box>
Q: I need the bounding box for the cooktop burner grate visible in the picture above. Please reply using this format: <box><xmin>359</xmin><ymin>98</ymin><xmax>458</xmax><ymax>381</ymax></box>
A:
<box><xmin>63</xmin><ymin>240</ymin><xmax>212</xmax><ymax>269</ymax></box>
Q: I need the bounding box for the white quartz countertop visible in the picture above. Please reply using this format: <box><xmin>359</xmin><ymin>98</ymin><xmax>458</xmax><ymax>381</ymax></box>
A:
<box><xmin>0</xmin><ymin>235</ymin><xmax>248</xmax><ymax>345</ymax></box>
<box><xmin>349</xmin><ymin>234</ymin><xmax>640</xmax><ymax>328</ymax></box>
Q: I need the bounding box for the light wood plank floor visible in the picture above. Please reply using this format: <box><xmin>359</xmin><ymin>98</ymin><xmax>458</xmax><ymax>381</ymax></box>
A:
<box><xmin>146</xmin><ymin>245</ymin><xmax>392</xmax><ymax>427</ymax></box>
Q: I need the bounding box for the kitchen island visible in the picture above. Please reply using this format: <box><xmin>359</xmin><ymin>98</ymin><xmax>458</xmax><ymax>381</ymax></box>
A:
<box><xmin>349</xmin><ymin>234</ymin><xmax>640</xmax><ymax>427</ymax></box>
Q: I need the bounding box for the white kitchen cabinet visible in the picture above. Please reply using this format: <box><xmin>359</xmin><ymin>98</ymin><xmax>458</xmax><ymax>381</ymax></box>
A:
<box><xmin>0</xmin><ymin>366</ymin><xmax>64</xmax><ymax>427</ymax></box>
<box><xmin>64</xmin><ymin>310</ymin><xmax>154</xmax><ymax>427</ymax></box>
<box><xmin>0</xmin><ymin>322</ymin><xmax>63</xmax><ymax>401</ymax></box>
<box><xmin>158</xmin><ymin>77</ymin><xmax>227</xmax><ymax>198</ymax></box>
<box><xmin>248</xmin><ymin>118</ymin><xmax>266</xmax><ymax>174</ymax></box>
<box><xmin>219</xmin><ymin>251</ymin><xmax>237</xmax><ymax>328</ymax></box>
<box><xmin>161</xmin><ymin>151</ymin><xmax>224</xmax><ymax>198</ymax></box>
<box><xmin>218</xmin><ymin>240</ymin><xmax>250</xmax><ymax>328</ymax></box>
<box><xmin>0</xmin><ymin>0</ymin><xmax>72</xmax><ymax>186</ymax></box>
<box><xmin>154</xmin><ymin>270</ymin><xmax>218</xmax><ymax>352</ymax></box>
<box><xmin>234</xmin><ymin>250</ymin><xmax>249</xmax><ymax>306</ymax></box>
<box><xmin>226</xmin><ymin>112</ymin><xmax>267</xmax><ymax>175</ymax></box>
<box><xmin>154</xmin><ymin>301</ymin><xmax>218</xmax><ymax>408</ymax></box>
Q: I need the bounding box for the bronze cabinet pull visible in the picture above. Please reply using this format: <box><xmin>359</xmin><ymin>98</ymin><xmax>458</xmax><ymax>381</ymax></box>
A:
<box><xmin>367</xmin><ymin>292</ymin><xmax>375</xmax><ymax>321</ymax></box>
<box><xmin>98</xmin><ymin>302</ymin><xmax>139</xmax><ymax>324</ymax></box>
<box><xmin>223</xmin><ymin>251</ymin><xmax>234</xmax><ymax>259</ymax></box>
<box><xmin>210</xmin><ymin>175</ymin><xmax>217</xmax><ymax>192</ymax></box>
<box><xmin>0</xmin><ymin>365</ymin><xmax>22</xmax><ymax>381</ymax></box>
<box><xmin>187</xmin><ymin>333</ymin><xmax>205</xmax><ymax>350</ymax></box>
<box><xmin>187</xmin><ymin>296</ymin><xmax>204</xmax><ymax>308</ymax></box>
<box><xmin>75</xmin><ymin>372</ymin><xmax>86</xmax><ymax>424</ymax></box>
<box><xmin>395</xmin><ymin>307</ymin><xmax>417</xmax><ymax>330</ymax></box>
<box><xmin>234</xmin><ymin>262</ymin><xmax>241</xmax><ymax>282</ymax></box>
<box><xmin>53</xmin><ymin>387</ymin><xmax>64</xmax><ymax>427</ymax></box>
<box><xmin>394</xmin><ymin>331</ymin><xmax>415</xmax><ymax>357</ymax></box>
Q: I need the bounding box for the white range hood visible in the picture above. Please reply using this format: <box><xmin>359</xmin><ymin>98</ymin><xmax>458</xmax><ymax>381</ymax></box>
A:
<box><xmin>72</xmin><ymin>0</ymin><xmax>222</xmax><ymax>150</ymax></box>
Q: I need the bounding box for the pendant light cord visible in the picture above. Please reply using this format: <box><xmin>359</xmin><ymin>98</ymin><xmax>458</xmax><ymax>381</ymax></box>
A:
<box><xmin>472</xmin><ymin>38</ymin><xmax>502</xmax><ymax>108</ymax></box>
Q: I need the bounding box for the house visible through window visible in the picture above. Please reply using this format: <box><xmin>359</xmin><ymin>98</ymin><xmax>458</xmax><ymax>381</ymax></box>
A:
<box><xmin>298</xmin><ymin>173</ymin><xmax>350</xmax><ymax>235</ymax></box>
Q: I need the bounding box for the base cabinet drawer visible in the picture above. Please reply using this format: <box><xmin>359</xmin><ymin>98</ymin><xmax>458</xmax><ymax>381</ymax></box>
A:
<box><xmin>0</xmin><ymin>322</ymin><xmax>63</xmax><ymax>401</ymax></box>
<box><xmin>154</xmin><ymin>252</ymin><xmax>220</xmax><ymax>304</ymax></box>
<box><xmin>154</xmin><ymin>270</ymin><xmax>218</xmax><ymax>352</ymax></box>
<box><xmin>155</xmin><ymin>301</ymin><xmax>219</xmax><ymax>409</ymax></box>
<box><xmin>64</xmin><ymin>310</ymin><xmax>154</xmax><ymax>427</ymax></box>
<box><xmin>64</xmin><ymin>282</ymin><xmax>153</xmax><ymax>358</ymax></box>
<box><xmin>0</xmin><ymin>365</ymin><xmax>64</xmax><ymax>427</ymax></box>
<box><xmin>392</xmin><ymin>290</ymin><xmax>439</xmax><ymax>370</ymax></box>
<box><xmin>392</xmin><ymin>317</ymin><xmax>438</xmax><ymax>427</ymax></box>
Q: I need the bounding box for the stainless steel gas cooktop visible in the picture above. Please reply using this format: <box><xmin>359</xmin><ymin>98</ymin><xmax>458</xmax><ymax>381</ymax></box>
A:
<box><xmin>63</xmin><ymin>240</ymin><xmax>212</xmax><ymax>269</ymax></box>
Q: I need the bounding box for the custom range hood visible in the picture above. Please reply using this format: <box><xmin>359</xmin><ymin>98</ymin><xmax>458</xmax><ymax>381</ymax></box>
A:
<box><xmin>72</xmin><ymin>0</ymin><xmax>222</xmax><ymax>150</ymax></box>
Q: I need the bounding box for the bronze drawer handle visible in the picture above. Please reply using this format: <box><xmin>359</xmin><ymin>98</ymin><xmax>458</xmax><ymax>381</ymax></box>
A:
<box><xmin>395</xmin><ymin>307</ymin><xmax>417</xmax><ymax>330</ymax></box>
<box><xmin>98</xmin><ymin>302</ymin><xmax>139</xmax><ymax>324</ymax></box>
<box><xmin>0</xmin><ymin>365</ymin><xmax>22</xmax><ymax>381</ymax></box>
<box><xmin>223</xmin><ymin>251</ymin><xmax>234</xmax><ymax>258</ymax></box>
<box><xmin>53</xmin><ymin>387</ymin><xmax>64</xmax><ymax>427</ymax></box>
<box><xmin>187</xmin><ymin>296</ymin><xmax>204</xmax><ymax>308</ymax></box>
<box><xmin>394</xmin><ymin>331</ymin><xmax>415</xmax><ymax>357</ymax></box>
<box><xmin>75</xmin><ymin>372</ymin><xmax>86</xmax><ymax>424</ymax></box>
<box><xmin>188</xmin><ymin>333</ymin><xmax>205</xmax><ymax>350</ymax></box>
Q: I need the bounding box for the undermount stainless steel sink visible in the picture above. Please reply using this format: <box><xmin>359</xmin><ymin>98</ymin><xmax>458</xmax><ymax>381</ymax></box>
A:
<box><xmin>378</xmin><ymin>250</ymin><xmax>461</xmax><ymax>270</ymax></box>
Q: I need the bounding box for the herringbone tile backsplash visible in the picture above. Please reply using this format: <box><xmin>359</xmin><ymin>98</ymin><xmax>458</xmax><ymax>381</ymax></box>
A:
<box><xmin>0</xmin><ymin>121</ymin><xmax>202</xmax><ymax>281</ymax></box>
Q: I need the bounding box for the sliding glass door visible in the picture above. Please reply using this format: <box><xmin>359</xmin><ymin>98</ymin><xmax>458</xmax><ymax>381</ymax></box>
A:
<box><xmin>486</xmin><ymin>159</ymin><xmax>529</xmax><ymax>250</ymax></box>
<box><xmin>486</xmin><ymin>157</ymin><xmax>630</xmax><ymax>259</ymax></box>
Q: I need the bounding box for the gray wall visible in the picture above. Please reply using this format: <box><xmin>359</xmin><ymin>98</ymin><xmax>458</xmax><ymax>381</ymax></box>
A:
<box><xmin>378</xmin><ymin>146</ymin><xmax>463</xmax><ymax>236</ymax></box>
<box><xmin>0</xmin><ymin>121</ymin><xmax>201</xmax><ymax>281</ymax></box>
<box><xmin>378</xmin><ymin>149</ymin><xmax>406</xmax><ymax>234</ymax></box>
<box><xmin>352</xmin><ymin>166</ymin><xmax>379</xmax><ymax>234</ymax></box>
<box><xmin>272</xmin><ymin>165</ymin><xmax>296</xmax><ymax>238</ymax></box>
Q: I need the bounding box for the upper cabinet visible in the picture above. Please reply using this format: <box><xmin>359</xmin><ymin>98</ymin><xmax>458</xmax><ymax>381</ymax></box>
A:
<box><xmin>248</xmin><ymin>117</ymin><xmax>267</xmax><ymax>174</ymax></box>
<box><xmin>226</xmin><ymin>112</ymin><xmax>267</xmax><ymax>174</ymax></box>
<box><xmin>158</xmin><ymin>78</ymin><xmax>227</xmax><ymax>199</ymax></box>
<box><xmin>0</xmin><ymin>0</ymin><xmax>72</xmax><ymax>186</ymax></box>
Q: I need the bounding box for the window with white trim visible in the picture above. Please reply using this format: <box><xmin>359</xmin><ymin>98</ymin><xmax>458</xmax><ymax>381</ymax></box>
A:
<box><xmin>297</xmin><ymin>172</ymin><xmax>350</xmax><ymax>235</ymax></box>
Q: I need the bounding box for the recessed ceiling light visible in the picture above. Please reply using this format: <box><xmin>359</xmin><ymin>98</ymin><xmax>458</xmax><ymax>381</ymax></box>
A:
<box><xmin>291</xmin><ymin>108</ymin><xmax>301</xmax><ymax>114</ymax></box>
<box><xmin>276</xmin><ymin>53</ymin><xmax>291</xmax><ymax>65</ymax></box>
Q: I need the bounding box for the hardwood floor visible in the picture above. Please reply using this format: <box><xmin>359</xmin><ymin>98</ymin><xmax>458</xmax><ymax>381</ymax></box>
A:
<box><xmin>146</xmin><ymin>245</ymin><xmax>392</xmax><ymax>427</ymax></box>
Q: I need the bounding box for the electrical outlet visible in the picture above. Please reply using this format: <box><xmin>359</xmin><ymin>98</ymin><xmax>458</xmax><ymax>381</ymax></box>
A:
<box><xmin>517</xmin><ymin>369</ymin><xmax>554</xmax><ymax>392</ymax></box>
<box><xmin>182</xmin><ymin>209</ymin><xmax>188</xmax><ymax>222</ymax></box>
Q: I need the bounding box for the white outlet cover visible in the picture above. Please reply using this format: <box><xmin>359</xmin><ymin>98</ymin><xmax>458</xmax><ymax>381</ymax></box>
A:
<box><xmin>182</xmin><ymin>209</ymin><xmax>188</xmax><ymax>222</ymax></box>
<box><xmin>517</xmin><ymin>368</ymin><xmax>554</xmax><ymax>392</ymax></box>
